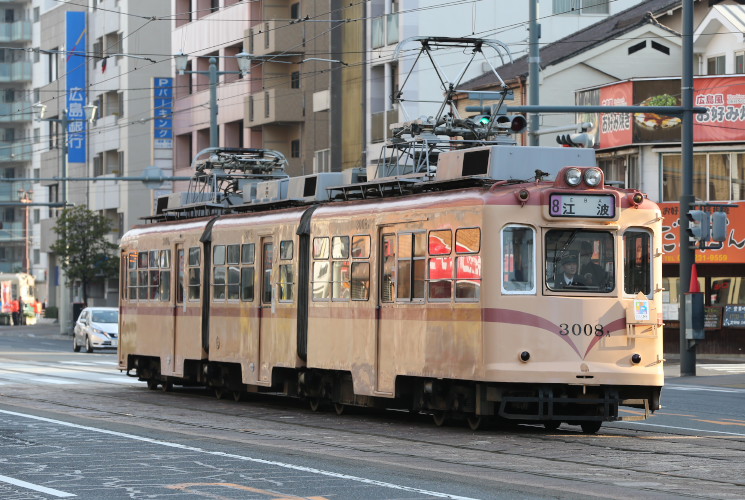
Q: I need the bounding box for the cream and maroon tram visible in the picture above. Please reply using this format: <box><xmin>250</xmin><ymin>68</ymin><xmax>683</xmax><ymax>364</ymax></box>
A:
<box><xmin>119</xmin><ymin>142</ymin><xmax>663</xmax><ymax>433</ymax></box>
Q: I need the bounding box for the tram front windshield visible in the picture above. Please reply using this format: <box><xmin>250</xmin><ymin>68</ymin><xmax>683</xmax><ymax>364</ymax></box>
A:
<box><xmin>546</xmin><ymin>230</ymin><xmax>614</xmax><ymax>292</ymax></box>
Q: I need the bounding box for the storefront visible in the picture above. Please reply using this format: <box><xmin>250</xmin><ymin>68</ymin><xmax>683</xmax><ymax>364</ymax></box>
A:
<box><xmin>577</xmin><ymin>76</ymin><xmax>745</xmax><ymax>354</ymax></box>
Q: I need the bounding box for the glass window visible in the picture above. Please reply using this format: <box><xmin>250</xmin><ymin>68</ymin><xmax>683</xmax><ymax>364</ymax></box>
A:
<box><xmin>160</xmin><ymin>250</ymin><xmax>171</xmax><ymax>269</ymax></box>
<box><xmin>241</xmin><ymin>267</ymin><xmax>255</xmax><ymax>301</ymax></box>
<box><xmin>149</xmin><ymin>269</ymin><xmax>160</xmax><ymax>300</ymax></box>
<box><xmin>351</xmin><ymin>235</ymin><xmax>370</xmax><ymax>258</ymax></box>
<box><xmin>280</xmin><ymin>240</ymin><xmax>293</xmax><ymax>260</ymax></box>
<box><xmin>455</xmin><ymin>255</ymin><xmax>481</xmax><ymax>301</ymax></box>
<box><xmin>138</xmin><ymin>252</ymin><xmax>148</xmax><ymax>268</ymax></box>
<box><xmin>546</xmin><ymin>230</ymin><xmax>615</xmax><ymax>293</ymax></box>
<box><xmin>149</xmin><ymin>250</ymin><xmax>159</xmax><ymax>268</ymax></box>
<box><xmin>312</xmin><ymin>261</ymin><xmax>331</xmax><ymax>301</ymax></box>
<box><xmin>188</xmin><ymin>268</ymin><xmax>200</xmax><ymax>301</ymax></box>
<box><xmin>160</xmin><ymin>271</ymin><xmax>171</xmax><ymax>301</ymax></box>
<box><xmin>456</xmin><ymin>228</ymin><xmax>480</xmax><ymax>254</ymax></box>
<box><xmin>351</xmin><ymin>262</ymin><xmax>370</xmax><ymax>300</ymax></box>
<box><xmin>227</xmin><ymin>266</ymin><xmax>240</xmax><ymax>300</ymax></box>
<box><xmin>129</xmin><ymin>252</ymin><xmax>137</xmax><ymax>269</ymax></box>
<box><xmin>502</xmin><ymin>225</ymin><xmax>536</xmax><ymax>294</ymax></box>
<box><xmin>396</xmin><ymin>232</ymin><xmax>426</xmax><ymax>301</ymax></box>
<box><xmin>262</xmin><ymin>243</ymin><xmax>273</xmax><ymax>304</ymax></box>
<box><xmin>429</xmin><ymin>229</ymin><xmax>452</xmax><ymax>255</ymax></box>
<box><xmin>213</xmin><ymin>266</ymin><xmax>226</xmax><ymax>301</ymax></box>
<box><xmin>624</xmin><ymin>231</ymin><xmax>651</xmax><ymax>295</ymax></box>
<box><xmin>332</xmin><ymin>261</ymin><xmax>350</xmax><ymax>300</ymax></box>
<box><xmin>313</xmin><ymin>237</ymin><xmax>329</xmax><ymax>259</ymax></box>
<box><xmin>189</xmin><ymin>247</ymin><xmax>200</xmax><ymax>266</ymax></box>
<box><xmin>227</xmin><ymin>244</ymin><xmax>240</xmax><ymax>265</ymax></box>
<box><xmin>138</xmin><ymin>270</ymin><xmax>148</xmax><ymax>299</ymax></box>
<box><xmin>428</xmin><ymin>256</ymin><xmax>453</xmax><ymax>300</ymax></box>
<box><xmin>332</xmin><ymin>236</ymin><xmax>349</xmax><ymax>259</ymax></box>
<box><xmin>213</xmin><ymin>245</ymin><xmax>226</xmax><ymax>266</ymax></box>
<box><xmin>177</xmin><ymin>249</ymin><xmax>185</xmax><ymax>304</ymax></box>
<box><xmin>128</xmin><ymin>269</ymin><xmax>137</xmax><ymax>300</ymax></box>
<box><xmin>709</xmin><ymin>154</ymin><xmax>730</xmax><ymax>201</ymax></box>
<box><xmin>381</xmin><ymin>234</ymin><xmax>395</xmax><ymax>303</ymax></box>
<box><xmin>279</xmin><ymin>263</ymin><xmax>294</xmax><ymax>302</ymax></box>
<box><xmin>241</xmin><ymin>243</ymin><xmax>255</xmax><ymax>264</ymax></box>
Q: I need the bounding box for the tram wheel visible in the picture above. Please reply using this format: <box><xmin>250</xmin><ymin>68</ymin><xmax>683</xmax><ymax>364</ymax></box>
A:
<box><xmin>580</xmin><ymin>421</ymin><xmax>602</xmax><ymax>434</ymax></box>
<box><xmin>214</xmin><ymin>388</ymin><xmax>225</xmax><ymax>400</ymax></box>
<box><xmin>543</xmin><ymin>421</ymin><xmax>561</xmax><ymax>431</ymax></box>
<box><xmin>233</xmin><ymin>391</ymin><xmax>242</xmax><ymax>402</ymax></box>
<box><xmin>333</xmin><ymin>403</ymin><xmax>345</xmax><ymax>416</ymax></box>
<box><xmin>308</xmin><ymin>397</ymin><xmax>322</xmax><ymax>412</ymax></box>
<box><xmin>146</xmin><ymin>379</ymin><xmax>159</xmax><ymax>390</ymax></box>
<box><xmin>161</xmin><ymin>382</ymin><xmax>173</xmax><ymax>392</ymax></box>
<box><xmin>432</xmin><ymin>411</ymin><xmax>447</xmax><ymax>427</ymax></box>
<box><xmin>466</xmin><ymin>414</ymin><xmax>483</xmax><ymax>431</ymax></box>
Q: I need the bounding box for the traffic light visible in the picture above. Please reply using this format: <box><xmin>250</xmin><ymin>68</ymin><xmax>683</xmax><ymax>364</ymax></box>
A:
<box><xmin>687</xmin><ymin>210</ymin><xmax>710</xmax><ymax>242</ymax></box>
<box><xmin>494</xmin><ymin>114</ymin><xmax>527</xmax><ymax>133</ymax></box>
<box><xmin>711</xmin><ymin>211</ymin><xmax>728</xmax><ymax>242</ymax></box>
<box><xmin>556</xmin><ymin>133</ymin><xmax>595</xmax><ymax>148</ymax></box>
<box><xmin>467</xmin><ymin>114</ymin><xmax>492</xmax><ymax>126</ymax></box>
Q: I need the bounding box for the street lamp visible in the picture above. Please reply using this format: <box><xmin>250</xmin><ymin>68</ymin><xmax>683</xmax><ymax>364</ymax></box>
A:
<box><xmin>174</xmin><ymin>52</ymin><xmax>252</xmax><ymax>148</ymax></box>
<box><xmin>32</xmin><ymin>101</ymin><xmax>97</xmax><ymax>335</ymax></box>
<box><xmin>18</xmin><ymin>189</ymin><xmax>32</xmax><ymax>274</ymax></box>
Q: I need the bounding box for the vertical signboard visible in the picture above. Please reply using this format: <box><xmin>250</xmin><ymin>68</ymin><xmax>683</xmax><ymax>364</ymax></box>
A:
<box><xmin>153</xmin><ymin>78</ymin><xmax>174</xmax><ymax>149</ymax></box>
<box><xmin>66</xmin><ymin>11</ymin><xmax>87</xmax><ymax>163</ymax></box>
<box><xmin>599</xmin><ymin>81</ymin><xmax>633</xmax><ymax>148</ymax></box>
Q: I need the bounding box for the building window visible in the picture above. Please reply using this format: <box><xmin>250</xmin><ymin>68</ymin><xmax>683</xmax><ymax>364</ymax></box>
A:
<box><xmin>737</xmin><ymin>52</ymin><xmax>745</xmax><ymax>74</ymax></box>
<box><xmin>553</xmin><ymin>0</ymin><xmax>609</xmax><ymax>14</ymax></box>
<box><xmin>291</xmin><ymin>139</ymin><xmax>300</xmax><ymax>158</ymax></box>
<box><xmin>291</xmin><ymin>71</ymin><xmax>300</xmax><ymax>89</ymax></box>
<box><xmin>314</xmin><ymin>149</ymin><xmax>330</xmax><ymax>173</ymax></box>
<box><xmin>707</xmin><ymin>55</ymin><xmax>726</xmax><ymax>75</ymax></box>
<box><xmin>290</xmin><ymin>2</ymin><xmax>300</xmax><ymax>19</ymax></box>
<box><xmin>663</xmin><ymin>153</ymin><xmax>744</xmax><ymax>202</ymax></box>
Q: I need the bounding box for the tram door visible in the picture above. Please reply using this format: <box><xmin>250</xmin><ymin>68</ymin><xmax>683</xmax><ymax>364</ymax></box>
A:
<box><xmin>375</xmin><ymin>232</ymin><xmax>396</xmax><ymax>394</ymax></box>
<box><xmin>257</xmin><ymin>237</ymin><xmax>274</xmax><ymax>384</ymax></box>
<box><xmin>170</xmin><ymin>244</ymin><xmax>185</xmax><ymax>376</ymax></box>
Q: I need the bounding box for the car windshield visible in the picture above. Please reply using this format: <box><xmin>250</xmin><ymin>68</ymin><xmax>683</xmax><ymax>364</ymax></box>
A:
<box><xmin>91</xmin><ymin>310</ymin><xmax>118</xmax><ymax>323</ymax></box>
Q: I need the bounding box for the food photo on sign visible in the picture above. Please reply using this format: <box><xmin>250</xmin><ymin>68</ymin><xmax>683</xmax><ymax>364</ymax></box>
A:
<box><xmin>632</xmin><ymin>79</ymin><xmax>682</xmax><ymax>143</ymax></box>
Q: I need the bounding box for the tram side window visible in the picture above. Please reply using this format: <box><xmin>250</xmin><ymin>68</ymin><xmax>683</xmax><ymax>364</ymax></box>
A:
<box><xmin>127</xmin><ymin>252</ymin><xmax>137</xmax><ymax>300</ymax></box>
<box><xmin>226</xmin><ymin>244</ymin><xmax>240</xmax><ymax>300</ymax></box>
<box><xmin>351</xmin><ymin>235</ymin><xmax>371</xmax><ymax>301</ymax></box>
<box><xmin>137</xmin><ymin>251</ymin><xmax>149</xmax><ymax>300</ymax></box>
<box><xmin>397</xmin><ymin>232</ymin><xmax>426</xmax><ymax>302</ymax></box>
<box><xmin>428</xmin><ymin>229</ymin><xmax>453</xmax><ymax>300</ymax></box>
<box><xmin>624</xmin><ymin>231</ymin><xmax>651</xmax><ymax>295</ymax></box>
<box><xmin>381</xmin><ymin>234</ymin><xmax>396</xmax><ymax>303</ymax></box>
<box><xmin>312</xmin><ymin>237</ymin><xmax>330</xmax><ymax>301</ymax></box>
<box><xmin>262</xmin><ymin>243</ymin><xmax>273</xmax><ymax>304</ymax></box>
<box><xmin>279</xmin><ymin>240</ymin><xmax>294</xmax><ymax>302</ymax></box>
<box><xmin>177</xmin><ymin>249</ymin><xmax>185</xmax><ymax>303</ymax></box>
<box><xmin>188</xmin><ymin>247</ymin><xmax>201</xmax><ymax>301</ymax></box>
<box><xmin>502</xmin><ymin>226</ymin><xmax>535</xmax><ymax>294</ymax></box>
<box><xmin>149</xmin><ymin>250</ymin><xmax>160</xmax><ymax>300</ymax></box>
<box><xmin>332</xmin><ymin>236</ymin><xmax>350</xmax><ymax>301</ymax></box>
<box><xmin>212</xmin><ymin>245</ymin><xmax>227</xmax><ymax>301</ymax></box>
<box><xmin>455</xmin><ymin>228</ymin><xmax>481</xmax><ymax>301</ymax></box>
<box><xmin>241</xmin><ymin>243</ymin><xmax>255</xmax><ymax>301</ymax></box>
<box><xmin>545</xmin><ymin>230</ymin><xmax>614</xmax><ymax>293</ymax></box>
<box><xmin>159</xmin><ymin>250</ymin><xmax>171</xmax><ymax>301</ymax></box>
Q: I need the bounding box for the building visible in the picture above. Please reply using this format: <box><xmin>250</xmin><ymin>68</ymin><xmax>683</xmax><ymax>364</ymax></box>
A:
<box><xmin>0</xmin><ymin>0</ymin><xmax>33</xmax><ymax>277</ymax></box>
<box><xmin>34</xmin><ymin>0</ymin><xmax>172</xmax><ymax>318</ymax></box>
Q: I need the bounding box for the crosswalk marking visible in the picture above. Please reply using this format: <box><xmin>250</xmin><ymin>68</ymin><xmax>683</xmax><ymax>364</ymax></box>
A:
<box><xmin>0</xmin><ymin>361</ymin><xmax>137</xmax><ymax>387</ymax></box>
<box><xmin>698</xmin><ymin>364</ymin><xmax>745</xmax><ymax>374</ymax></box>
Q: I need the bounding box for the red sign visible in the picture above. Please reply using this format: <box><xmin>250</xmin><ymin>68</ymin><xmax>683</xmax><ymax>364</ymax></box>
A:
<box><xmin>694</xmin><ymin>77</ymin><xmax>745</xmax><ymax>142</ymax></box>
<box><xmin>660</xmin><ymin>202</ymin><xmax>745</xmax><ymax>264</ymax></box>
<box><xmin>598</xmin><ymin>81</ymin><xmax>633</xmax><ymax>148</ymax></box>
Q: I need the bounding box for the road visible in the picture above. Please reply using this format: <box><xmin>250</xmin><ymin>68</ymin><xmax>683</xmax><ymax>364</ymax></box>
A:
<box><xmin>1</xmin><ymin>321</ymin><xmax>744</xmax><ymax>499</ymax></box>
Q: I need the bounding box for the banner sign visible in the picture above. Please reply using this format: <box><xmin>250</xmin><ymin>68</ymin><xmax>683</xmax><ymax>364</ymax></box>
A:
<box><xmin>66</xmin><ymin>11</ymin><xmax>87</xmax><ymax>163</ymax></box>
<box><xmin>578</xmin><ymin>76</ymin><xmax>745</xmax><ymax>149</ymax></box>
<box><xmin>660</xmin><ymin>202</ymin><xmax>745</xmax><ymax>264</ymax></box>
<box><xmin>153</xmin><ymin>78</ymin><xmax>174</xmax><ymax>149</ymax></box>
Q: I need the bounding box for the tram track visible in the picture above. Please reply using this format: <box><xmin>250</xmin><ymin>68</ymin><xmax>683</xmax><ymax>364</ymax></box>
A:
<box><xmin>1</xmin><ymin>376</ymin><xmax>744</xmax><ymax>499</ymax></box>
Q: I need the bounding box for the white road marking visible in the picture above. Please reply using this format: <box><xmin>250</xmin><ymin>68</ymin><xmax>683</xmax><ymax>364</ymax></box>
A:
<box><xmin>0</xmin><ymin>409</ymin><xmax>478</xmax><ymax>500</ymax></box>
<box><xmin>698</xmin><ymin>364</ymin><xmax>745</xmax><ymax>374</ymax></box>
<box><xmin>624</xmin><ymin>421</ymin><xmax>745</xmax><ymax>437</ymax></box>
<box><xmin>664</xmin><ymin>384</ymin><xmax>745</xmax><ymax>394</ymax></box>
<box><xmin>0</xmin><ymin>473</ymin><xmax>75</xmax><ymax>498</ymax></box>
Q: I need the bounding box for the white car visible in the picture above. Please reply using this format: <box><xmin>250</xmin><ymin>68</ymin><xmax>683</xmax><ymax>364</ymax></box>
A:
<box><xmin>73</xmin><ymin>307</ymin><xmax>119</xmax><ymax>352</ymax></box>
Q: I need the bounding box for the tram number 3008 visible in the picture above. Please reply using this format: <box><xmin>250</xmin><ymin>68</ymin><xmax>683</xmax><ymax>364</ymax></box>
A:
<box><xmin>559</xmin><ymin>323</ymin><xmax>609</xmax><ymax>337</ymax></box>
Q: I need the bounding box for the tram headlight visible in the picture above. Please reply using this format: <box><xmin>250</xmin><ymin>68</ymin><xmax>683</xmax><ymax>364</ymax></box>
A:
<box><xmin>565</xmin><ymin>168</ymin><xmax>582</xmax><ymax>186</ymax></box>
<box><xmin>584</xmin><ymin>168</ymin><xmax>602</xmax><ymax>187</ymax></box>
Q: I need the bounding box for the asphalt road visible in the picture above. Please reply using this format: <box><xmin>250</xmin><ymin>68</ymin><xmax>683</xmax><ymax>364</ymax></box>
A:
<box><xmin>1</xmin><ymin>321</ymin><xmax>745</xmax><ymax>500</ymax></box>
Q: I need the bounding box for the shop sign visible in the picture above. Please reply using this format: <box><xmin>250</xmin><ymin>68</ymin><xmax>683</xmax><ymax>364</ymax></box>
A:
<box><xmin>660</xmin><ymin>202</ymin><xmax>745</xmax><ymax>264</ymax></box>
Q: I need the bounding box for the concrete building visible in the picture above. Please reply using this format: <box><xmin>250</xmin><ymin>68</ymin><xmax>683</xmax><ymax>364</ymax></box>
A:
<box><xmin>34</xmin><ymin>0</ymin><xmax>172</xmax><ymax>318</ymax></box>
<box><xmin>0</xmin><ymin>0</ymin><xmax>33</xmax><ymax>276</ymax></box>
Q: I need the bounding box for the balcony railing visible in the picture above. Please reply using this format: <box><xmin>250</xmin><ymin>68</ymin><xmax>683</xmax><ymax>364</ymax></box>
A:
<box><xmin>0</xmin><ymin>21</ymin><xmax>32</xmax><ymax>43</ymax></box>
<box><xmin>0</xmin><ymin>100</ymin><xmax>33</xmax><ymax>123</ymax></box>
<box><xmin>0</xmin><ymin>141</ymin><xmax>32</xmax><ymax>162</ymax></box>
<box><xmin>0</xmin><ymin>61</ymin><xmax>32</xmax><ymax>83</ymax></box>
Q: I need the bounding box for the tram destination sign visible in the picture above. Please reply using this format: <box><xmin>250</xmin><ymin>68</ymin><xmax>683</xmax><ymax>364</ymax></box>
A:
<box><xmin>549</xmin><ymin>194</ymin><xmax>616</xmax><ymax>218</ymax></box>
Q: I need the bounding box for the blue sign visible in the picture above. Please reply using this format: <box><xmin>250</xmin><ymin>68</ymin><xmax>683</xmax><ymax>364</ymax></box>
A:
<box><xmin>66</xmin><ymin>12</ymin><xmax>87</xmax><ymax>163</ymax></box>
<box><xmin>154</xmin><ymin>78</ymin><xmax>173</xmax><ymax>149</ymax></box>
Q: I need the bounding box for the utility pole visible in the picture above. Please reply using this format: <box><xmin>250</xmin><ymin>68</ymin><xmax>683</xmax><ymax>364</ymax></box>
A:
<box><xmin>528</xmin><ymin>0</ymin><xmax>540</xmax><ymax>146</ymax></box>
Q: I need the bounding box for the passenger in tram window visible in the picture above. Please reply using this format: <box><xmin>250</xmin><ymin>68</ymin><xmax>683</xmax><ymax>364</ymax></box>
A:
<box><xmin>555</xmin><ymin>254</ymin><xmax>584</xmax><ymax>288</ymax></box>
<box><xmin>579</xmin><ymin>241</ymin><xmax>606</xmax><ymax>288</ymax></box>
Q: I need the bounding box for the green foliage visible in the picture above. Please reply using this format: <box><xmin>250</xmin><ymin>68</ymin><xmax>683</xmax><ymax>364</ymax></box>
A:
<box><xmin>49</xmin><ymin>206</ymin><xmax>119</xmax><ymax>301</ymax></box>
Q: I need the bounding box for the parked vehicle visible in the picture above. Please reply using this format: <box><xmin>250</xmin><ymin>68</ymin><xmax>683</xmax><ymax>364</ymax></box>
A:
<box><xmin>73</xmin><ymin>307</ymin><xmax>119</xmax><ymax>352</ymax></box>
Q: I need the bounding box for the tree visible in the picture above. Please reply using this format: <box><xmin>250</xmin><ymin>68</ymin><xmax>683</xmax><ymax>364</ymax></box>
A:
<box><xmin>50</xmin><ymin>205</ymin><xmax>119</xmax><ymax>304</ymax></box>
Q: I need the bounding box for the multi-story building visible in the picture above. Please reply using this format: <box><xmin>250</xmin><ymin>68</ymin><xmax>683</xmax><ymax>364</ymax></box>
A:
<box><xmin>34</xmin><ymin>0</ymin><xmax>172</xmax><ymax>316</ymax></box>
<box><xmin>0</xmin><ymin>0</ymin><xmax>33</xmax><ymax>276</ymax></box>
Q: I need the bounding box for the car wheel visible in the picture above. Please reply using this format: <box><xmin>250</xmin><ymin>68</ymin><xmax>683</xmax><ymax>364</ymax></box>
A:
<box><xmin>85</xmin><ymin>336</ymin><xmax>94</xmax><ymax>353</ymax></box>
<box><xmin>72</xmin><ymin>336</ymin><xmax>81</xmax><ymax>352</ymax></box>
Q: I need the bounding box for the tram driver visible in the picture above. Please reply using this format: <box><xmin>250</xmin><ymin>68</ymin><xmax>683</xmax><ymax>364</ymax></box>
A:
<box><xmin>555</xmin><ymin>254</ymin><xmax>584</xmax><ymax>289</ymax></box>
